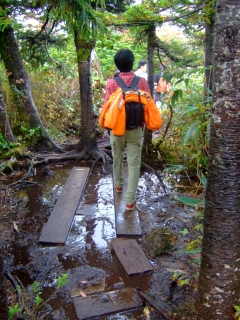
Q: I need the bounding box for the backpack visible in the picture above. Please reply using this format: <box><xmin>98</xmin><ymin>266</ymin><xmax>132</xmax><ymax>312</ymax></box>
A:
<box><xmin>99</xmin><ymin>77</ymin><xmax>163</xmax><ymax>136</ymax></box>
<box><xmin>114</xmin><ymin>76</ymin><xmax>144</xmax><ymax>130</ymax></box>
<box><xmin>156</xmin><ymin>72</ymin><xmax>169</xmax><ymax>94</ymax></box>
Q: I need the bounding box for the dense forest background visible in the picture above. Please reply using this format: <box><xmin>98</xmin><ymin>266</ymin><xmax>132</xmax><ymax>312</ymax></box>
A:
<box><xmin>0</xmin><ymin>0</ymin><xmax>209</xmax><ymax>177</ymax></box>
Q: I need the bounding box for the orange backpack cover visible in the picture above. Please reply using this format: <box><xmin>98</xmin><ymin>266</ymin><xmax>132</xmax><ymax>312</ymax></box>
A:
<box><xmin>99</xmin><ymin>87</ymin><xmax>162</xmax><ymax>136</ymax></box>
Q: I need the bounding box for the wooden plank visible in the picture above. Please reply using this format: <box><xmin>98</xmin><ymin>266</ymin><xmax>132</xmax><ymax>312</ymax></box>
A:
<box><xmin>138</xmin><ymin>290</ymin><xmax>174</xmax><ymax>319</ymax></box>
<box><xmin>111</xmin><ymin>238</ymin><xmax>153</xmax><ymax>275</ymax></box>
<box><xmin>39</xmin><ymin>167</ymin><xmax>90</xmax><ymax>244</ymax></box>
<box><xmin>73</xmin><ymin>287</ymin><xmax>143</xmax><ymax>320</ymax></box>
<box><xmin>113</xmin><ymin>164</ymin><xmax>142</xmax><ymax>236</ymax></box>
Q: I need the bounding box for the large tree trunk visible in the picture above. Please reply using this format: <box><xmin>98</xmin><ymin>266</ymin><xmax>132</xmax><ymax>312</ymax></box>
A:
<box><xmin>143</xmin><ymin>25</ymin><xmax>155</xmax><ymax>152</ymax></box>
<box><xmin>196</xmin><ymin>1</ymin><xmax>240</xmax><ymax>319</ymax></box>
<box><xmin>0</xmin><ymin>25</ymin><xmax>60</xmax><ymax>150</ymax></box>
<box><xmin>0</xmin><ymin>77</ymin><xmax>14</xmax><ymax>142</ymax></box>
<box><xmin>74</xmin><ymin>28</ymin><xmax>102</xmax><ymax>159</ymax></box>
<box><xmin>0</xmin><ymin>253</ymin><xmax>8</xmax><ymax>320</ymax></box>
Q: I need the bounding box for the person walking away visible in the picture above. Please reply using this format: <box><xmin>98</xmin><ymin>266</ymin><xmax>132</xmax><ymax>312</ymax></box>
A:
<box><xmin>102</xmin><ymin>49</ymin><xmax>150</xmax><ymax>210</ymax></box>
<box><xmin>134</xmin><ymin>60</ymin><xmax>148</xmax><ymax>81</ymax></box>
<box><xmin>154</xmin><ymin>65</ymin><xmax>171</xmax><ymax>104</ymax></box>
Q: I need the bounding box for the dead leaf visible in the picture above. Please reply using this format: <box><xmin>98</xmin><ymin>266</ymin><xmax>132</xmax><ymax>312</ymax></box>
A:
<box><xmin>79</xmin><ymin>291</ymin><xmax>87</xmax><ymax>297</ymax></box>
<box><xmin>13</xmin><ymin>221</ymin><xmax>19</xmax><ymax>232</ymax></box>
<box><xmin>143</xmin><ymin>306</ymin><xmax>150</xmax><ymax>320</ymax></box>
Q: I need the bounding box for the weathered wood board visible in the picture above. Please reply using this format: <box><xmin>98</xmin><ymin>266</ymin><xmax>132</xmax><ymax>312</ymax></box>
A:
<box><xmin>113</xmin><ymin>164</ymin><xmax>142</xmax><ymax>236</ymax></box>
<box><xmin>39</xmin><ymin>167</ymin><xmax>90</xmax><ymax>245</ymax></box>
<box><xmin>72</xmin><ymin>287</ymin><xmax>143</xmax><ymax>319</ymax></box>
<box><xmin>138</xmin><ymin>290</ymin><xmax>174</xmax><ymax>319</ymax></box>
<box><xmin>111</xmin><ymin>238</ymin><xmax>153</xmax><ymax>275</ymax></box>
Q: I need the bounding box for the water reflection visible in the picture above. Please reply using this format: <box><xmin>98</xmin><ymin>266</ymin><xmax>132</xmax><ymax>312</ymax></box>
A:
<box><xmin>10</xmin><ymin>163</ymin><xmax>166</xmax><ymax>319</ymax></box>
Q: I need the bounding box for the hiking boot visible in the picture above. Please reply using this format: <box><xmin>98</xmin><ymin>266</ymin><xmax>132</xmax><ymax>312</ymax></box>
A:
<box><xmin>126</xmin><ymin>200</ymin><xmax>137</xmax><ymax>211</ymax></box>
<box><xmin>115</xmin><ymin>185</ymin><xmax>123</xmax><ymax>193</ymax></box>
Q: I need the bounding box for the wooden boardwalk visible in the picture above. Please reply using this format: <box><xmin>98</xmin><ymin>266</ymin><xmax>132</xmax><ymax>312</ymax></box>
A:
<box><xmin>39</xmin><ymin>164</ymin><xmax>153</xmax><ymax>318</ymax></box>
<box><xmin>39</xmin><ymin>167</ymin><xmax>90</xmax><ymax>245</ymax></box>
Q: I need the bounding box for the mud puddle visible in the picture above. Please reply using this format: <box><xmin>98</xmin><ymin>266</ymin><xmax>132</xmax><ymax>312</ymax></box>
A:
<box><xmin>1</xmin><ymin>161</ymin><xmax>202</xmax><ymax>319</ymax></box>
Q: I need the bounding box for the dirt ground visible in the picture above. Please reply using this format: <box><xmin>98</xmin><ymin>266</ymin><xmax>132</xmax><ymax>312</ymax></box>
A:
<box><xmin>0</xmin><ymin>145</ymin><xmax>203</xmax><ymax>320</ymax></box>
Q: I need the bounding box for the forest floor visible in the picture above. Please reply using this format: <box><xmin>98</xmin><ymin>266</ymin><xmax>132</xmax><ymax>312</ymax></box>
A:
<box><xmin>0</xmin><ymin>136</ymin><xmax>204</xmax><ymax>320</ymax></box>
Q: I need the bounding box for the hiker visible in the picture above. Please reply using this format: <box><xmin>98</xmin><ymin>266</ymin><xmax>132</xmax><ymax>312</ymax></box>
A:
<box><xmin>154</xmin><ymin>64</ymin><xmax>171</xmax><ymax>103</ymax></box>
<box><xmin>101</xmin><ymin>49</ymin><xmax>151</xmax><ymax>211</ymax></box>
<box><xmin>134</xmin><ymin>59</ymin><xmax>148</xmax><ymax>81</ymax></box>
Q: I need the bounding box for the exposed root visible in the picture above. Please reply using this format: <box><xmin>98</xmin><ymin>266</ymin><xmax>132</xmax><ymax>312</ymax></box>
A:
<box><xmin>4</xmin><ymin>269</ymin><xmax>33</xmax><ymax>319</ymax></box>
<box><xmin>3</xmin><ymin>147</ymin><xmax>112</xmax><ymax>191</ymax></box>
<box><xmin>38</xmin><ymin>136</ymin><xmax>64</xmax><ymax>153</ymax></box>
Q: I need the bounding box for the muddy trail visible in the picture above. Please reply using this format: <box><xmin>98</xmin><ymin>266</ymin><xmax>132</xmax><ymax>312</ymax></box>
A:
<box><xmin>0</xmin><ymin>152</ymin><xmax>203</xmax><ymax>319</ymax></box>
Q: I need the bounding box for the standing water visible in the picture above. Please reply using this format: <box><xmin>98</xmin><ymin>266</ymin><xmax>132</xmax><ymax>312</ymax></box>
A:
<box><xmin>4</xmin><ymin>162</ymin><xmax>154</xmax><ymax>319</ymax></box>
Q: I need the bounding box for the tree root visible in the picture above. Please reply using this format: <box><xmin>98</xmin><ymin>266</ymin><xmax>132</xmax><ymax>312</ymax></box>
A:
<box><xmin>2</xmin><ymin>147</ymin><xmax>112</xmax><ymax>195</ymax></box>
<box><xmin>4</xmin><ymin>160</ymin><xmax>37</xmax><ymax>201</ymax></box>
<box><xmin>40</xmin><ymin>134</ymin><xmax>64</xmax><ymax>152</ymax></box>
<box><xmin>4</xmin><ymin>269</ymin><xmax>33</xmax><ymax>319</ymax></box>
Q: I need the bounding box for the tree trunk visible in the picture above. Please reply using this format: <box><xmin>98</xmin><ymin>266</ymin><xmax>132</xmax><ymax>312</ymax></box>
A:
<box><xmin>143</xmin><ymin>25</ymin><xmax>155</xmax><ymax>152</ymax></box>
<box><xmin>203</xmin><ymin>3</ymin><xmax>215</xmax><ymax>103</ymax></box>
<box><xmin>0</xmin><ymin>25</ymin><xmax>60</xmax><ymax>150</ymax></box>
<box><xmin>196</xmin><ymin>1</ymin><xmax>240</xmax><ymax>319</ymax></box>
<box><xmin>0</xmin><ymin>77</ymin><xmax>14</xmax><ymax>142</ymax></box>
<box><xmin>74</xmin><ymin>28</ymin><xmax>100</xmax><ymax>159</ymax></box>
<box><xmin>0</xmin><ymin>253</ymin><xmax>8</xmax><ymax>320</ymax></box>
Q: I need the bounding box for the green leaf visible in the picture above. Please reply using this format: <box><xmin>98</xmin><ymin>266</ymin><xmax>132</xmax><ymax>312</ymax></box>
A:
<box><xmin>178</xmin><ymin>279</ymin><xmax>190</xmax><ymax>286</ymax></box>
<box><xmin>181</xmin><ymin>122</ymin><xmax>197</xmax><ymax>144</ymax></box>
<box><xmin>175</xmin><ymin>196</ymin><xmax>205</xmax><ymax>208</ymax></box>
<box><xmin>35</xmin><ymin>295</ymin><xmax>43</xmax><ymax>306</ymax></box>
<box><xmin>192</xmin><ymin>259</ymin><xmax>201</xmax><ymax>265</ymax></box>
<box><xmin>56</xmin><ymin>273</ymin><xmax>68</xmax><ymax>289</ymax></box>
<box><xmin>181</xmin><ymin>105</ymin><xmax>199</xmax><ymax>116</ymax></box>
<box><xmin>180</xmin><ymin>228</ymin><xmax>189</xmax><ymax>235</ymax></box>
<box><xmin>234</xmin><ymin>306</ymin><xmax>240</xmax><ymax>312</ymax></box>
<box><xmin>180</xmin><ymin>248</ymin><xmax>202</xmax><ymax>254</ymax></box>
<box><xmin>9</xmin><ymin>303</ymin><xmax>21</xmax><ymax>320</ymax></box>
<box><xmin>184</xmin><ymin>78</ymin><xmax>189</xmax><ymax>87</ymax></box>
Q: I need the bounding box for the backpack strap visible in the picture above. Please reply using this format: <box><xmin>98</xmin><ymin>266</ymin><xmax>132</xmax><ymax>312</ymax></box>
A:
<box><xmin>114</xmin><ymin>77</ymin><xmax>128</xmax><ymax>92</ymax></box>
<box><xmin>130</xmin><ymin>76</ymin><xmax>141</xmax><ymax>91</ymax></box>
<box><xmin>114</xmin><ymin>76</ymin><xmax>141</xmax><ymax>100</ymax></box>
<box><xmin>114</xmin><ymin>76</ymin><xmax>141</xmax><ymax>92</ymax></box>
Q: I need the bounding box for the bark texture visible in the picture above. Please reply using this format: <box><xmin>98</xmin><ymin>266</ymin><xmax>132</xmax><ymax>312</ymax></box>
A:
<box><xmin>204</xmin><ymin>8</ymin><xmax>215</xmax><ymax>102</ymax></box>
<box><xmin>0</xmin><ymin>77</ymin><xmax>14</xmax><ymax>142</ymax></box>
<box><xmin>0</xmin><ymin>253</ymin><xmax>8</xmax><ymax>320</ymax></box>
<box><xmin>74</xmin><ymin>28</ymin><xmax>100</xmax><ymax>159</ymax></box>
<box><xmin>0</xmin><ymin>25</ymin><xmax>60</xmax><ymax>149</ymax></box>
<box><xmin>143</xmin><ymin>25</ymin><xmax>155</xmax><ymax>151</ymax></box>
<box><xmin>196</xmin><ymin>1</ymin><xmax>240</xmax><ymax>319</ymax></box>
